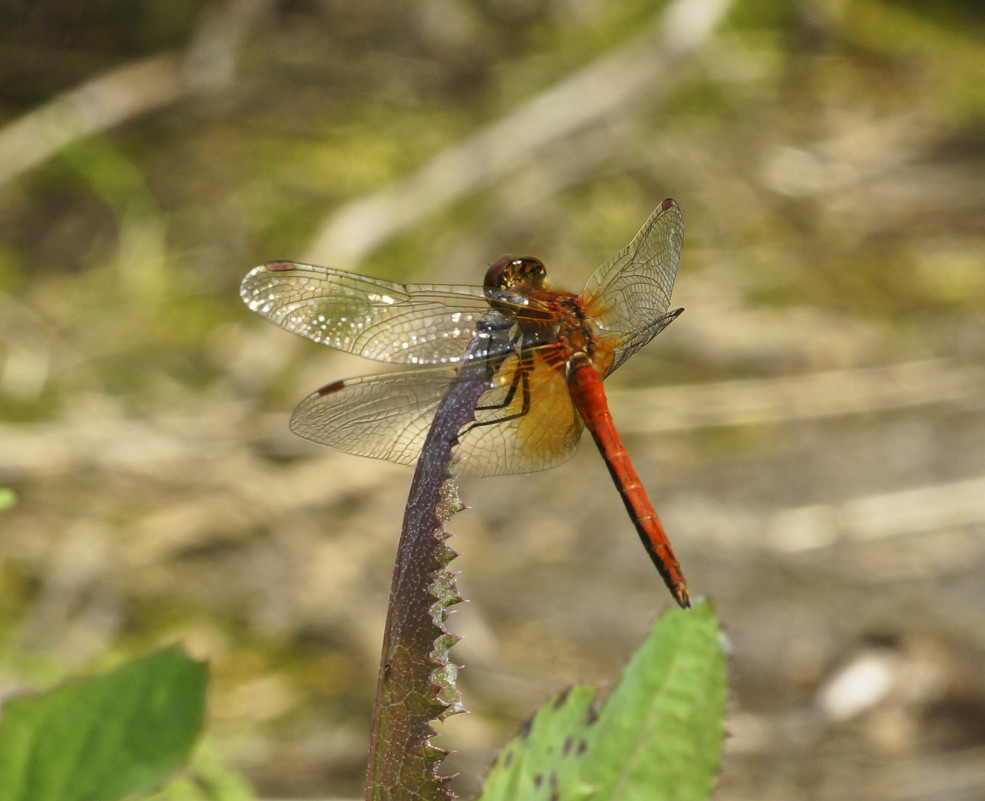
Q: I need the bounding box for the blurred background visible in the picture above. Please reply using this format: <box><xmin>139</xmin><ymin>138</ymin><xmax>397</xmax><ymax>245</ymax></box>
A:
<box><xmin>2</xmin><ymin>0</ymin><xmax>984</xmax><ymax>798</ymax></box>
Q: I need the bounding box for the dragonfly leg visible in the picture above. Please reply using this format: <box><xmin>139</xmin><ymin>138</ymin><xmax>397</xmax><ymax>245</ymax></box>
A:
<box><xmin>465</xmin><ymin>367</ymin><xmax>530</xmax><ymax>430</ymax></box>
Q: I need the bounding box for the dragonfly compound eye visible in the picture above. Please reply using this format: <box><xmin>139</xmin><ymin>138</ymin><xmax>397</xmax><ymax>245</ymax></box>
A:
<box><xmin>516</xmin><ymin>257</ymin><xmax>547</xmax><ymax>287</ymax></box>
<box><xmin>484</xmin><ymin>257</ymin><xmax>547</xmax><ymax>291</ymax></box>
<box><xmin>483</xmin><ymin>257</ymin><xmax>514</xmax><ymax>290</ymax></box>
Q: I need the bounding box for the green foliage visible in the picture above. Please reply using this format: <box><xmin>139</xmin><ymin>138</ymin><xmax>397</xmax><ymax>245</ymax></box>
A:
<box><xmin>0</xmin><ymin>489</ymin><xmax>15</xmax><ymax>511</ymax></box>
<box><xmin>480</xmin><ymin>602</ymin><xmax>726</xmax><ymax>801</ymax></box>
<box><xmin>0</xmin><ymin>647</ymin><xmax>207</xmax><ymax>801</ymax></box>
<box><xmin>143</xmin><ymin>739</ymin><xmax>256</xmax><ymax>801</ymax></box>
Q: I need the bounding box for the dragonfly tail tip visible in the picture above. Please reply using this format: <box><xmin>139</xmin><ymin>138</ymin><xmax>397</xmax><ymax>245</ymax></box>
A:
<box><xmin>673</xmin><ymin>584</ymin><xmax>692</xmax><ymax>609</ymax></box>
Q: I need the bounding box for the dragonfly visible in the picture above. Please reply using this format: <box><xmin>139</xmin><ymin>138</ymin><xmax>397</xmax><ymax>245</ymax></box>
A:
<box><xmin>241</xmin><ymin>199</ymin><xmax>690</xmax><ymax>607</ymax></box>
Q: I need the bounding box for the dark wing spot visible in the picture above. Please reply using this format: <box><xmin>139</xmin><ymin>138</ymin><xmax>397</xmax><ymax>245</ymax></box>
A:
<box><xmin>316</xmin><ymin>380</ymin><xmax>347</xmax><ymax>396</ymax></box>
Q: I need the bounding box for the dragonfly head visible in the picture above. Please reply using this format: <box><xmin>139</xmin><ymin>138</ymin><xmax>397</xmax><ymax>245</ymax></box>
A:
<box><xmin>484</xmin><ymin>257</ymin><xmax>547</xmax><ymax>292</ymax></box>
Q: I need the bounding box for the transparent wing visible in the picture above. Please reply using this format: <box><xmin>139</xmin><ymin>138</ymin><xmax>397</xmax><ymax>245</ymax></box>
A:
<box><xmin>581</xmin><ymin>199</ymin><xmax>684</xmax><ymax>374</ymax></box>
<box><xmin>466</xmin><ymin>349</ymin><xmax>584</xmax><ymax>477</ymax></box>
<box><xmin>241</xmin><ymin>261</ymin><xmax>508</xmax><ymax>365</ymax></box>
<box><xmin>290</xmin><ymin>351</ymin><xmax>583</xmax><ymax>477</ymax></box>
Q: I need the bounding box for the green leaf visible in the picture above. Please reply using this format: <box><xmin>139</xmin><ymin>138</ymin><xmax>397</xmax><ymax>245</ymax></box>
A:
<box><xmin>478</xmin><ymin>602</ymin><xmax>727</xmax><ymax>801</ymax></box>
<box><xmin>0</xmin><ymin>488</ymin><xmax>16</xmax><ymax>511</ymax></box>
<box><xmin>582</xmin><ymin>601</ymin><xmax>727</xmax><ymax>801</ymax></box>
<box><xmin>143</xmin><ymin>737</ymin><xmax>257</xmax><ymax>801</ymax></box>
<box><xmin>481</xmin><ymin>685</ymin><xmax>598</xmax><ymax>801</ymax></box>
<box><xmin>0</xmin><ymin>646</ymin><xmax>208</xmax><ymax>801</ymax></box>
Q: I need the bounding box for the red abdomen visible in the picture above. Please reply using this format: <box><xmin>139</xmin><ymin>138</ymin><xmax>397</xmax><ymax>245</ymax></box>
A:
<box><xmin>566</xmin><ymin>356</ymin><xmax>690</xmax><ymax>608</ymax></box>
